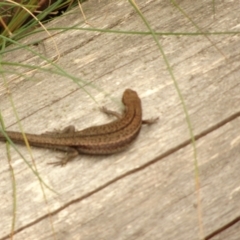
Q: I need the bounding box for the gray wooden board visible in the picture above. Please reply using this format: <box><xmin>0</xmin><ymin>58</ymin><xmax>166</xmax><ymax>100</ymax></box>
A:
<box><xmin>2</xmin><ymin>116</ymin><xmax>240</xmax><ymax>240</ymax></box>
<box><xmin>1</xmin><ymin>0</ymin><xmax>240</xmax><ymax>239</ymax></box>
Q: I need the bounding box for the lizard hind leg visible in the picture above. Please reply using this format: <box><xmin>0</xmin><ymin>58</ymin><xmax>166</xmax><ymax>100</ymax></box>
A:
<box><xmin>47</xmin><ymin>146</ymin><xmax>79</xmax><ymax>167</ymax></box>
<box><xmin>41</xmin><ymin>125</ymin><xmax>76</xmax><ymax>136</ymax></box>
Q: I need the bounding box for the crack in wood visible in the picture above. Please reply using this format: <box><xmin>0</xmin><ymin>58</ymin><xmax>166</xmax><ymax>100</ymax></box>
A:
<box><xmin>2</xmin><ymin>110</ymin><xmax>240</xmax><ymax>240</ymax></box>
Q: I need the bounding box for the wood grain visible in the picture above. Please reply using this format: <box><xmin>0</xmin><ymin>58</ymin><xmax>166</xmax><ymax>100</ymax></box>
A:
<box><xmin>1</xmin><ymin>0</ymin><xmax>240</xmax><ymax>239</ymax></box>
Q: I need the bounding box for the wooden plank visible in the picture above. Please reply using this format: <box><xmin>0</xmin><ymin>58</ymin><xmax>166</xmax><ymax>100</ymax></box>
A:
<box><xmin>4</xmin><ymin>115</ymin><xmax>240</xmax><ymax>240</ymax></box>
<box><xmin>1</xmin><ymin>0</ymin><xmax>240</xmax><ymax>239</ymax></box>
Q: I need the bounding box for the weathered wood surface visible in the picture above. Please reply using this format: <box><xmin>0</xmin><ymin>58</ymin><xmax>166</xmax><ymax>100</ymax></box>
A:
<box><xmin>1</xmin><ymin>0</ymin><xmax>240</xmax><ymax>239</ymax></box>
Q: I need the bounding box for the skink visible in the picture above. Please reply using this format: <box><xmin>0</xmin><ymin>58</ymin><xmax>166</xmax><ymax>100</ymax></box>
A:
<box><xmin>0</xmin><ymin>89</ymin><xmax>156</xmax><ymax>166</ymax></box>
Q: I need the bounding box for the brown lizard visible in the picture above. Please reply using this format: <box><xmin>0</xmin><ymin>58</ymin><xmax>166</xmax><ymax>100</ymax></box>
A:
<box><xmin>0</xmin><ymin>89</ymin><xmax>157</xmax><ymax>166</ymax></box>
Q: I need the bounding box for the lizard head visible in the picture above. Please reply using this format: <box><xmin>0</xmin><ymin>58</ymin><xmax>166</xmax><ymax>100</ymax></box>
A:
<box><xmin>122</xmin><ymin>89</ymin><xmax>141</xmax><ymax>106</ymax></box>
